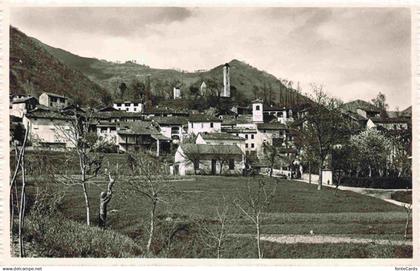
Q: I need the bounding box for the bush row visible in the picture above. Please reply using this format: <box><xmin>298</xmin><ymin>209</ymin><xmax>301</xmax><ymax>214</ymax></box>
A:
<box><xmin>336</xmin><ymin>177</ymin><xmax>412</xmax><ymax>189</ymax></box>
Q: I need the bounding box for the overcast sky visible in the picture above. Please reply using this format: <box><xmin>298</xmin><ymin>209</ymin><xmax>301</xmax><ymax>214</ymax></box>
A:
<box><xmin>11</xmin><ymin>7</ymin><xmax>411</xmax><ymax>109</ymax></box>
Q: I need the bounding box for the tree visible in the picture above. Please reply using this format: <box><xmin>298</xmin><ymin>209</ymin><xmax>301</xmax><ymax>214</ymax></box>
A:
<box><xmin>371</xmin><ymin>92</ymin><xmax>388</xmax><ymax>117</ymax></box>
<box><xmin>124</xmin><ymin>152</ymin><xmax>171</xmax><ymax>255</ymax></box>
<box><xmin>299</xmin><ymin>84</ymin><xmax>350</xmax><ymax>190</ymax></box>
<box><xmin>262</xmin><ymin>142</ymin><xmax>284</xmax><ymax>177</ymax></box>
<box><xmin>55</xmin><ymin>110</ymin><xmax>104</xmax><ymax>225</ymax></box>
<box><xmin>350</xmin><ymin>129</ymin><xmax>391</xmax><ymax>177</ymax></box>
<box><xmin>9</xmin><ymin>128</ymin><xmax>29</xmax><ymax>257</ymax></box>
<box><xmin>99</xmin><ymin>165</ymin><xmax>117</xmax><ymax>228</ymax></box>
<box><xmin>198</xmin><ymin>196</ymin><xmax>231</xmax><ymax>258</ymax></box>
<box><xmin>118</xmin><ymin>82</ymin><xmax>128</xmax><ymax>100</ymax></box>
<box><xmin>129</xmin><ymin>79</ymin><xmax>146</xmax><ymax>101</ymax></box>
<box><xmin>234</xmin><ymin>177</ymin><xmax>278</xmax><ymax>258</ymax></box>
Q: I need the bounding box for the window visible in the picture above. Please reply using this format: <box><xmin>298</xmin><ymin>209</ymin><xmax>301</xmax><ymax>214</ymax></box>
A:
<box><xmin>256</xmin><ymin>105</ymin><xmax>260</xmax><ymax>110</ymax></box>
<box><xmin>245</xmin><ymin>134</ymin><xmax>248</xmax><ymax>139</ymax></box>
<box><xmin>201</xmin><ymin>123</ymin><xmax>204</xmax><ymax>128</ymax></box>
<box><xmin>245</xmin><ymin>143</ymin><xmax>249</xmax><ymax>148</ymax></box>
<box><xmin>251</xmin><ymin>134</ymin><xmax>254</xmax><ymax>139</ymax></box>
<box><xmin>194</xmin><ymin>160</ymin><xmax>200</xmax><ymax>170</ymax></box>
<box><xmin>210</xmin><ymin>122</ymin><xmax>214</xmax><ymax>128</ymax></box>
<box><xmin>125</xmin><ymin>103</ymin><xmax>131</xmax><ymax>106</ymax></box>
<box><xmin>133</xmin><ymin>108</ymin><xmax>137</xmax><ymax>111</ymax></box>
<box><xmin>229</xmin><ymin>159</ymin><xmax>235</xmax><ymax>170</ymax></box>
<box><xmin>251</xmin><ymin>143</ymin><xmax>255</xmax><ymax>148</ymax></box>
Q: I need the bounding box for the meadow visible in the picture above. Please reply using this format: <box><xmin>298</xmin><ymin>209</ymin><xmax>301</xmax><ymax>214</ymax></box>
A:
<box><xmin>20</xmin><ymin>175</ymin><xmax>412</xmax><ymax>258</ymax></box>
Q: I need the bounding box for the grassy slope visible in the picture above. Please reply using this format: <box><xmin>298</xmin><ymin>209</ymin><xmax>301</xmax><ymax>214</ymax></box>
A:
<box><xmin>10</xmin><ymin>26</ymin><xmax>109</xmax><ymax>106</ymax></box>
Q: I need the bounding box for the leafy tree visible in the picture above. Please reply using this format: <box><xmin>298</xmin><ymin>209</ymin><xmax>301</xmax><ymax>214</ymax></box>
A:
<box><xmin>129</xmin><ymin>79</ymin><xmax>146</xmax><ymax>101</ymax></box>
<box><xmin>371</xmin><ymin>92</ymin><xmax>388</xmax><ymax>117</ymax></box>
<box><xmin>350</xmin><ymin>129</ymin><xmax>392</xmax><ymax>177</ymax></box>
<box><xmin>118</xmin><ymin>82</ymin><xmax>128</xmax><ymax>100</ymax></box>
<box><xmin>298</xmin><ymin>84</ymin><xmax>350</xmax><ymax>190</ymax></box>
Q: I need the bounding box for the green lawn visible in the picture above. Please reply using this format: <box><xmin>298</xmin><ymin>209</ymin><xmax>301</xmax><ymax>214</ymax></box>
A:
<box><xmin>24</xmin><ymin>175</ymin><xmax>412</xmax><ymax>258</ymax></box>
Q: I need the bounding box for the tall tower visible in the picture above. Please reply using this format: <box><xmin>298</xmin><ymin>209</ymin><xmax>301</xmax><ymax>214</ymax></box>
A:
<box><xmin>252</xmin><ymin>99</ymin><xmax>264</xmax><ymax>123</ymax></box>
<box><xmin>222</xmin><ymin>63</ymin><xmax>230</xmax><ymax>97</ymax></box>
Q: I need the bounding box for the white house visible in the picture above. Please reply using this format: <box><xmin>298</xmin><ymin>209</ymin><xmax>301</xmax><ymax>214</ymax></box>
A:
<box><xmin>173</xmin><ymin>143</ymin><xmax>245</xmax><ymax>176</ymax></box>
<box><xmin>151</xmin><ymin>116</ymin><xmax>188</xmax><ymax>144</ymax></box>
<box><xmin>23</xmin><ymin>108</ymin><xmax>74</xmax><ymax>149</ymax></box>
<box><xmin>39</xmin><ymin>92</ymin><xmax>71</xmax><ymax>109</ymax></box>
<box><xmin>113</xmin><ymin>101</ymin><xmax>144</xmax><ymax>113</ymax></box>
<box><xmin>187</xmin><ymin>114</ymin><xmax>222</xmax><ymax>135</ymax></box>
<box><xmin>96</xmin><ymin>122</ymin><xmax>118</xmax><ymax>144</ymax></box>
<box><xmin>173</xmin><ymin>87</ymin><xmax>181</xmax><ymax>99</ymax></box>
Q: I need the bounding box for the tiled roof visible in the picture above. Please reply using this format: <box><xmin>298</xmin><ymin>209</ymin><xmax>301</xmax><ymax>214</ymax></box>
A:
<box><xmin>222</xmin><ymin>127</ymin><xmax>257</xmax><ymax>134</ymax></box>
<box><xmin>188</xmin><ymin>114</ymin><xmax>221</xmax><ymax>123</ymax></box>
<box><xmin>180</xmin><ymin>144</ymin><xmax>243</xmax><ymax>156</ymax></box>
<box><xmin>199</xmin><ymin>132</ymin><xmax>245</xmax><ymax>141</ymax></box>
<box><xmin>151</xmin><ymin>116</ymin><xmax>188</xmax><ymax>125</ymax></box>
<box><xmin>41</xmin><ymin>92</ymin><xmax>67</xmax><ymax>99</ymax></box>
<box><xmin>370</xmin><ymin>117</ymin><xmax>409</xmax><ymax>124</ymax></box>
<box><xmin>11</xmin><ymin>96</ymin><xmax>38</xmax><ymax>104</ymax></box>
<box><xmin>257</xmin><ymin>122</ymin><xmax>287</xmax><ymax>130</ymax></box>
<box><xmin>26</xmin><ymin>108</ymin><xmax>72</xmax><ymax>120</ymax></box>
<box><xmin>222</xmin><ymin>115</ymin><xmax>253</xmax><ymax>125</ymax></box>
<box><xmin>342</xmin><ymin>100</ymin><xmax>381</xmax><ymax>113</ymax></box>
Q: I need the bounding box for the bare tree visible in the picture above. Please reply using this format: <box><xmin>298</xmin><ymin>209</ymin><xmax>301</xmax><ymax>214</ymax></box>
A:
<box><xmin>198</xmin><ymin>196</ymin><xmax>230</xmax><ymax>258</ymax></box>
<box><xmin>234</xmin><ymin>177</ymin><xmax>278</xmax><ymax>258</ymax></box>
<box><xmin>124</xmin><ymin>152</ymin><xmax>171</xmax><ymax>255</ymax></box>
<box><xmin>99</xmin><ymin>165</ymin><xmax>117</xmax><ymax>228</ymax></box>
<box><xmin>403</xmin><ymin>203</ymin><xmax>412</xmax><ymax>239</ymax></box>
<box><xmin>9</xmin><ymin>128</ymin><xmax>29</xmax><ymax>257</ymax></box>
<box><xmin>54</xmin><ymin>109</ymin><xmax>104</xmax><ymax>225</ymax></box>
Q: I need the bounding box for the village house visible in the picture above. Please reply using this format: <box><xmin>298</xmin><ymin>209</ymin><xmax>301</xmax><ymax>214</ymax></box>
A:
<box><xmin>23</xmin><ymin>107</ymin><xmax>74</xmax><ymax>149</ymax></box>
<box><xmin>96</xmin><ymin>122</ymin><xmax>119</xmax><ymax>144</ymax></box>
<box><xmin>143</xmin><ymin>107</ymin><xmax>189</xmax><ymax>117</ymax></box>
<box><xmin>116</xmin><ymin>121</ymin><xmax>171</xmax><ymax>156</ymax></box>
<box><xmin>113</xmin><ymin>101</ymin><xmax>144</xmax><ymax>113</ymax></box>
<box><xmin>173</xmin><ymin>143</ymin><xmax>245</xmax><ymax>176</ymax></box>
<box><xmin>9</xmin><ymin>96</ymin><xmax>38</xmax><ymax>118</ymax></box>
<box><xmin>151</xmin><ymin>116</ymin><xmax>188</xmax><ymax>144</ymax></box>
<box><xmin>187</xmin><ymin>114</ymin><xmax>222</xmax><ymax>135</ymax></box>
<box><xmin>39</xmin><ymin>92</ymin><xmax>71</xmax><ymax>109</ymax></box>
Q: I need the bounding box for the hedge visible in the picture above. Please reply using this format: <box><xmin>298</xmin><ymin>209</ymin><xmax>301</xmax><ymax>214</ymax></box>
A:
<box><xmin>336</xmin><ymin>177</ymin><xmax>412</xmax><ymax>189</ymax></box>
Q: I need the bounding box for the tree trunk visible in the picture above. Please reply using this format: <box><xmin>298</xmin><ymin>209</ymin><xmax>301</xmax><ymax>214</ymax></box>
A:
<box><xmin>99</xmin><ymin>173</ymin><xmax>115</xmax><ymax>228</ymax></box>
<box><xmin>81</xmin><ymin>182</ymin><xmax>90</xmax><ymax>226</ymax></box>
<box><xmin>308</xmin><ymin>163</ymin><xmax>312</xmax><ymax>184</ymax></box>
<box><xmin>404</xmin><ymin>207</ymin><xmax>411</xmax><ymax>239</ymax></box>
<box><xmin>368</xmin><ymin>165</ymin><xmax>372</xmax><ymax>178</ymax></box>
<box><xmin>256</xmin><ymin>215</ymin><xmax>262</xmax><ymax>259</ymax></box>
<box><xmin>147</xmin><ymin>200</ymin><xmax>157</xmax><ymax>254</ymax></box>
<box><xmin>318</xmin><ymin>166</ymin><xmax>323</xmax><ymax>191</ymax></box>
<box><xmin>18</xmin><ymin>154</ymin><xmax>26</xmax><ymax>257</ymax></box>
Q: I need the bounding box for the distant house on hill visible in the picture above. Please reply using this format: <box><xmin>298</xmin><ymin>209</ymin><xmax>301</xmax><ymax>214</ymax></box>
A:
<box><xmin>39</xmin><ymin>92</ymin><xmax>71</xmax><ymax>109</ymax></box>
<box><xmin>342</xmin><ymin>99</ymin><xmax>381</xmax><ymax>119</ymax></box>
<box><xmin>173</xmin><ymin>143</ymin><xmax>245</xmax><ymax>176</ymax></box>
<box><xmin>187</xmin><ymin>114</ymin><xmax>222</xmax><ymax>135</ymax></box>
<box><xmin>113</xmin><ymin>101</ymin><xmax>144</xmax><ymax>113</ymax></box>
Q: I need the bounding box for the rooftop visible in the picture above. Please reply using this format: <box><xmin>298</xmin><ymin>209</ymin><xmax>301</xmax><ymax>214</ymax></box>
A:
<box><xmin>199</xmin><ymin>132</ymin><xmax>245</xmax><ymax>141</ymax></box>
<box><xmin>151</xmin><ymin>116</ymin><xmax>188</xmax><ymax>126</ymax></box>
<box><xmin>188</xmin><ymin>114</ymin><xmax>221</xmax><ymax>123</ymax></box>
<box><xmin>257</xmin><ymin>122</ymin><xmax>287</xmax><ymax>130</ymax></box>
<box><xmin>180</xmin><ymin>143</ymin><xmax>243</xmax><ymax>156</ymax></box>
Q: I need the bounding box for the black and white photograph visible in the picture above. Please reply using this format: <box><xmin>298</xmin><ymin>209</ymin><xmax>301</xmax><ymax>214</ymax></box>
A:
<box><xmin>5</xmin><ymin>4</ymin><xmax>415</xmax><ymax>263</ymax></box>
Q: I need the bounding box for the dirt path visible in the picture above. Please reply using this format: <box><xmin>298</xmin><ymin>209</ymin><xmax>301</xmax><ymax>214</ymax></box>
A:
<box><xmin>231</xmin><ymin>234</ymin><xmax>412</xmax><ymax>246</ymax></box>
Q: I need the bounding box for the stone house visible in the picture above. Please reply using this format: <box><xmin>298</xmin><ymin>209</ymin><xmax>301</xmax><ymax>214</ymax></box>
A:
<box><xmin>39</xmin><ymin>92</ymin><xmax>71</xmax><ymax>109</ymax></box>
<box><xmin>173</xmin><ymin>143</ymin><xmax>245</xmax><ymax>176</ymax></box>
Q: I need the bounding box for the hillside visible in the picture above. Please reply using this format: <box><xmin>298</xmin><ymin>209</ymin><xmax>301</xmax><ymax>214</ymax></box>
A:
<box><xmin>35</xmin><ymin>37</ymin><xmax>307</xmax><ymax>106</ymax></box>
<box><xmin>10</xmin><ymin>26</ymin><xmax>110</xmax><ymax>106</ymax></box>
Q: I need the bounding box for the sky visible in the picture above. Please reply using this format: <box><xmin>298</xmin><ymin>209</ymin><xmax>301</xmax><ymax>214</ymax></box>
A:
<box><xmin>10</xmin><ymin>7</ymin><xmax>411</xmax><ymax>110</ymax></box>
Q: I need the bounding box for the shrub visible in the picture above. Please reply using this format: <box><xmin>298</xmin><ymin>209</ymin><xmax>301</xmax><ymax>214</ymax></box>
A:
<box><xmin>337</xmin><ymin>177</ymin><xmax>412</xmax><ymax>189</ymax></box>
<box><xmin>25</xmin><ymin>215</ymin><xmax>143</xmax><ymax>257</ymax></box>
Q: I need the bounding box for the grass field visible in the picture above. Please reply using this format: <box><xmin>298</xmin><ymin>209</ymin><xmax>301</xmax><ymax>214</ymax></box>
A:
<box><xmin>23</xmin><ymin>175</ymin><xmax>412</xmax><ymax>258</ymax></box>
